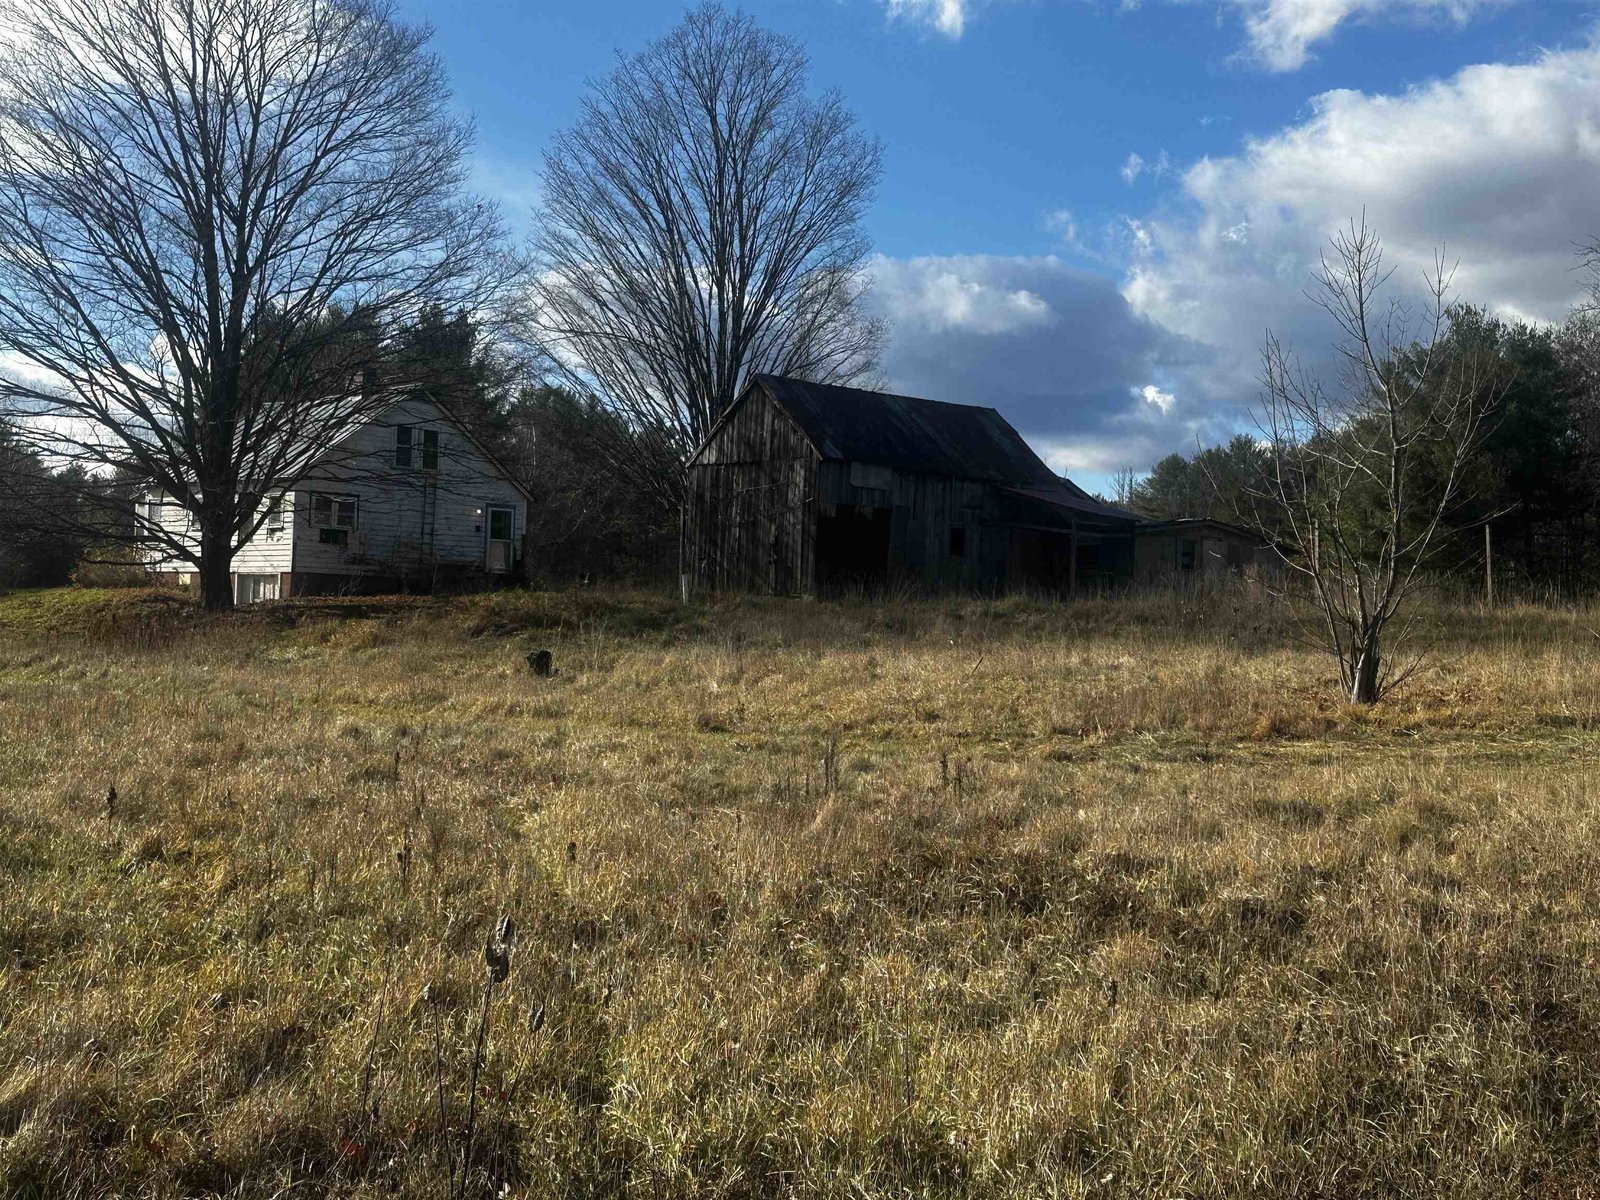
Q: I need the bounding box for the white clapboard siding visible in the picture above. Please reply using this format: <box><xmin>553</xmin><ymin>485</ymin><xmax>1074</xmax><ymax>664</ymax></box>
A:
<box><xmin>238</xmin><ymin>494</ymin><xmax>295</xmax><ymax>572</ymax></box>
<box><xmin>290</xmin><ymin>395</ymin><xmax>526</xmax><ymax>578</ymax></box>
<box><xmin>142</xmin><ymin>492</ymin><xmax>293</xmax><ymax>575</ymax></box>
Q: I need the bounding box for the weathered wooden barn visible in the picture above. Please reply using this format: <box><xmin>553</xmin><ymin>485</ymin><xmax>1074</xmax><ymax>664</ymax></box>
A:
<box><xmin>684</xmin><ymin>375</ymin><xmax>1137</xmax><ymax>595</ymax></box>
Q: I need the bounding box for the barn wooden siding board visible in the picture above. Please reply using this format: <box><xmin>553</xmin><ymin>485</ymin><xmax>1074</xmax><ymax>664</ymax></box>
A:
<box><xmin>686</xmin><ymin>385</ymin><xmax>819</xmax><ymax>594</ymax></box>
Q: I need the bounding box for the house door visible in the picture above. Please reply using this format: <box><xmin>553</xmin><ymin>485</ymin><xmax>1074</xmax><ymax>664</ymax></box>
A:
<box><xmin>485</xmin><ymin>506</ymin><xmax>514</xmax><ymax>571</ymax></box>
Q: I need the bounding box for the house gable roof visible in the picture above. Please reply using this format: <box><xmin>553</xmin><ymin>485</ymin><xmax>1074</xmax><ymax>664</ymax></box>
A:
<box><xmin>323</xmin><ymin>391</ymin><xmax>534</xmax><ymax>504</ymax></box>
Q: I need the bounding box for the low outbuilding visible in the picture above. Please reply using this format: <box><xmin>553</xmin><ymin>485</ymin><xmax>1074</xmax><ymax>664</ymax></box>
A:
<box><xmin>1134</xmin><ymin>517</ymin><xmax>1273</xmax><ymax>583</ymax></box>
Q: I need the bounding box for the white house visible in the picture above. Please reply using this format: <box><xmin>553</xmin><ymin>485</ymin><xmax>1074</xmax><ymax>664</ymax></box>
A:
<box><xmin>143</xmin><ymin>394</ymin><xmax>531</xmax><ymax>604</ymax></box>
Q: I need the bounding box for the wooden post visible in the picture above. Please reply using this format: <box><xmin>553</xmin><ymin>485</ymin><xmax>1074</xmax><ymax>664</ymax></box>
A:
<box><xmin>1484</xmin><ymin>523</ymin><xmax>1494</xmax><ymax>608</ymax></box>
<box><xmin>678</xmin><ymin>489</ymin><xmax>689</xmax><ymax>604</ymax></box>
<box><xmin>1068</xmin><ymin>516</ymin><xmax>1078</xmax><ymax>597</ymax></box>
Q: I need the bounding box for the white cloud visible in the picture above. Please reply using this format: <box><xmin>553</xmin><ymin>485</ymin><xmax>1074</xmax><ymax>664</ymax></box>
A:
<box><xmin>870</xmin><ymin>44</ymin><xmax>1600</xmax><ymax>475</ymax></box>
<box><xmin>1044</xmin><ymin>207</ymin><xmax>1080</xmax><ymax>248</ymax></box>
<box><xmin>872</xmin><ymin>257</ymin><xmax>1054</xmax><ymax>335</ymax></box>
<box><xmin>884</xmin><ymin>0</ymin><xmax>968</xmax><ymax>38</ymax></box>
<box><xmin>868</xmin><ymin>254</ymin><xmax>1210</xmax><ymax>475</ymax></box>
<box><xmin>1121</xmin><ymin>150</ymin><xmax>1171</xmax><ymax>185</ymax></box>
<box><xmin>873</xmin><ymin>0</ymin><xmax>1513</xmax><ymax>70</ymax></box>
<box><xmin>1138</xmin><ymin>384</ymin><xmax>1176</xmax><ymax>414</ymax></box>
<box><xmin>0</xmin><ymin>349</ymin><xmax>62</xmax><ymax>395</ymax></box>
<box><xmin>1233</xmin><ymin>0</ymin><xmax>1511</xmax><ymax>72</ymax></box>
<box><xmin>1124</xmin><ymin>41</ymin><xmax>1600</xmax><ymax>413</ymax></box>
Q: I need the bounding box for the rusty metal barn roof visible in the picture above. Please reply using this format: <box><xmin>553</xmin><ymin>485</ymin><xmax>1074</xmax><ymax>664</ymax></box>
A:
<box><xmin>751</xmin><ymin>374</ymin><xmax>1061</xmax><ymax>485</ymax></box>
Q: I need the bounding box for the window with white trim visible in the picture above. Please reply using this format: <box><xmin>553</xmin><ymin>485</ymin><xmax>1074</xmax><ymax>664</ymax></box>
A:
<box><xmin>264</xmin><ymin>493</ymin><xmax>285</xmax><ymax>532</ymax></box>
<box><xmin>395</xmin><ymin>426</ymin><xmax>441</xmax><ymax>471</ymax></box>
<box><xmin>309</xmin><ymin>493</ymin><xmax>357</xmax><ymax>545</ymax></box>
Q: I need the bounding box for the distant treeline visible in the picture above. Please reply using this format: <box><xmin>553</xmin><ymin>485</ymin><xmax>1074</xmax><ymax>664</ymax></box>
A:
<box><xmin>1119</xmin><ymin>306</ymin><xmax>1600</xmax><ymax>594</ymax></box>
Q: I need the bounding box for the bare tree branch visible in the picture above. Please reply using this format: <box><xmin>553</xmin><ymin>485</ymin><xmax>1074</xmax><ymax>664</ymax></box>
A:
<box><xmin>0</xmin><ymin>0</ymin><xmax>516</xmax><ymax>609</ymax></box>
<box><xmin>525</xmin><ymin>3</ymin><xmax>884</xmax><ymax>513</ymax></box>
<box><xmin>1250</xmin><ymin>217</ymin><xmax>1502</xmax><ymax>704</ymax></box>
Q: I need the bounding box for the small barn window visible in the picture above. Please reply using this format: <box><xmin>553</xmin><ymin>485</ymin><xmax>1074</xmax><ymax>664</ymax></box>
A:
<box><xmin>1179</xmin><ymin>537</ymin><xmax>1197</xmax><ymax>571</ymax></box>
<box><xmin>395</xmin><ymin>425</ymin><xmax>412</xmax><ymax>467</ymax></box>
<box><xmin>421</xmin><ymin>429</ymin><xmax>440</xmax><ymax>470</ymax></box>
<box><xmin>949</xmin><ymin>526</ymin><xmax>967</xmax><ymax>558</ymax></box>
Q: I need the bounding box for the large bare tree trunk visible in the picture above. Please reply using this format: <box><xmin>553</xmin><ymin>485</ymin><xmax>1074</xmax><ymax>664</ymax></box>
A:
<box><xmin>1350</xmin><ymin>630</ymin><xmax>1382</xmax><ymax>705</ymax></box>
<box><xmin>199</xmin><ymin>523</ymin><xmax>234</xmax><ymax>613</ymax></box>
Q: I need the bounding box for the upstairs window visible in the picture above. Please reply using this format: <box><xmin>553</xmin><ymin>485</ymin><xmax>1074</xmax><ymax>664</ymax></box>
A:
<box><xmin>948</xmin><ymin>526</ymin><xmax>967</xmax><ymax>558</ymax></box>
<box><xmin>395</xmin><ymin>426</ymin><xmax>440</xmax><ymax>470</ymax></box>
<box><xmin>141</xmin><ymin>493</ymin><xmax>164</xmax><ymax>526</ymax></box>
<box><xmin>264</xmin><ymin>493</ymin><xmax>285</xmax><ymax>531</ymax></box>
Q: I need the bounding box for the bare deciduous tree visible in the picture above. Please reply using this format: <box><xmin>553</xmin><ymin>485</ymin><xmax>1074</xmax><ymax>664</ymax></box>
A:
<box><xmin>0</xmin><ymin>0</ymin><xmax>510</xmax><ymax>610</ymax></box>
<box><xmin>1108</xmin><ymin>465</ymin><xmax>1140</xmax><ymax>510</ymax></box>
<box><xmin>1254</xmin><ymin>219</ymin><xmax>1501</xmax><ymax>704</ymax></box>
<box><xmin>529</xmin><ymin>3</ymin><xmax>884</xmax><ymax>511</ymax></box>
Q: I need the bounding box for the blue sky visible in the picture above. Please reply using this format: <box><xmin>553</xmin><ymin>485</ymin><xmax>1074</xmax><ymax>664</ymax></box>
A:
<box><xmin>401</xmin><ymin>0</ymin><xmax>1600</xmax><ymax>487</ymax></box>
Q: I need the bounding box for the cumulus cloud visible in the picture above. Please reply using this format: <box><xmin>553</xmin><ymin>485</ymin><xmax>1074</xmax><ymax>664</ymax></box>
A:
<box><xmin>883</xmin><ymin>0</ymin><xmax>968</xmax><ymax>38</ymax></box>
<box><xmin>1138</xmin><ymin>384</ymin><xmax>1176</xmax><ymax>414</ymax></box>
<box><xmin>1233</xmin><ymin>0</ymin><xmax>1511</xmax><ymax>72</ymax></box>
<box><xmin>870</xmin><ymin>44</ymin><xmax>1600</xmax><ymax>475</ymax></box>
<box><xmin>867</xmin><ymin>254</ymin><xmax>1210</xmax><ymax>475</ymax></box>
<box><xmin>1124</xmin><ymin>41</ymin><xmax>1600</xmax><ymax>412</ymax></box>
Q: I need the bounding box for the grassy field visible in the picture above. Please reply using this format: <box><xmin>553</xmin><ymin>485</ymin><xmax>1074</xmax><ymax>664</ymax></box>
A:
<box><xmin>5</xmin><ymin>583</ymin><xmax>1600</xmax><ymax>1198</ymax></box>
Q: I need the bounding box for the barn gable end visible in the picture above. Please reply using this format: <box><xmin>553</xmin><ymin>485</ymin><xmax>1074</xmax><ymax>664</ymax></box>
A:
<box><xmin>684</xmin><ymin>380</ymin><xmax>822</xmax><ymax>594</ymax></box>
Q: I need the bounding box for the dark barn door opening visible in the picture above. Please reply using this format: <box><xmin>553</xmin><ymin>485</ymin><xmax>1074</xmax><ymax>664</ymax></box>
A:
<box><xmin>817</xmin><ymin>504</ymin><xmax>891</xmax><ymax>592</ymax></box>
<box><xmin>1009</xmin><ymin>528</ymin><xmax>1075</xmax><ymax>592</ymax></box>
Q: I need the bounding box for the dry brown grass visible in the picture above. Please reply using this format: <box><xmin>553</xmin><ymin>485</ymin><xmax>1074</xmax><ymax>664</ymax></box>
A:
<box><xmin>4</xmin><ymin>583</ymin><xmax>1600</xmax><ymax>1197</ymax></box>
